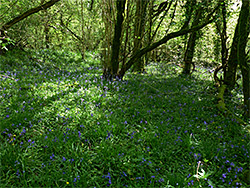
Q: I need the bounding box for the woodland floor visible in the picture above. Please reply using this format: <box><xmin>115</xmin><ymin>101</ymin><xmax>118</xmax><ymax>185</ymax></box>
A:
<box><xmin>1</xmin><ymin>50</ymin><xmax>250</xmax><ymax>187</ymax></box>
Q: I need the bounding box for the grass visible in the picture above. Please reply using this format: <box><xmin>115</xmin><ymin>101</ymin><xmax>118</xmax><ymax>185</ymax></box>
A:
<box><xmin>1</xmin><ymin>49</ymin><xmax>249</xmax><ymax>187</ymax></box>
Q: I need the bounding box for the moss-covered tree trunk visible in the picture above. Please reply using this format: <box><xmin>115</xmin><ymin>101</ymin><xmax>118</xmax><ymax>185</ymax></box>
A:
<box><xmin>237</xmin><ymin>0</ymin><xmax>250</xmax><ymax>118</ymax></box>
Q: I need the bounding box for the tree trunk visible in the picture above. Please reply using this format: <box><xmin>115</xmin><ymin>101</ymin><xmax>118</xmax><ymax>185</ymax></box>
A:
<box><xmin>101</xmin><ymin>0</ymin><xmax>115</xmax><ymax>77</ymax></box>
<box><xmin>182</xmin><ymin>6</ymin><xmax>203</xmax><ymax>75</ymax></box>
<box><xmin>224</xmin><ymin>22</ymin><xmax>239</xmax><ymax>91</ymax></box>
<box><xmin>132</xmin><ymin>0</ymin><xmax>148</xmax><ymax>73</ymax></box>
<box><xmin>104</xmin><ymin>0</ymin><xmax>126</xmax><ymax>79</ymax></box>
<box><xmin>237</xmin><ymin>0</ymin><xmax>250</xmax><ymax>118</ymax></box>
<box><xmin>44</xmin><ymin>23</ymin><xmax>50</xmax><ymax>48</ymax></box>
<box><xmin>220</xmin><ymin>0</ymin><xmax>228</xmax><ymax>79</ymax></box>
<box><xmin>121</xmin><ymin>0</ymin><xmax>131</xmax><ymax>70</ymax></box>
<box><xmin>117</xmin><ymin>6</ymin><xmax>218</xmax><ymax>79</ymax></box>
<box><xmin>182</xmin><ymin>32</ymin><xmax>196</xmax><ymax>74</ymax></box>
<box><xmin>80</xmin><ymin>0</ymin><xmax>85</xmax><ymax>60</ymax></box>
<box><xmin>215</xmin><ymin>0</ymin><xmax>228</xmax><ymax>79</ymax></box>
<box><xmin>43</xmin><ymin>8</ymin><xmax>50</xmax><ymax>49</ymax></box>
<box><xmin>145</xmin><ymin>0</ymin><xmax>154</xmax><ymax>66</ymax></box>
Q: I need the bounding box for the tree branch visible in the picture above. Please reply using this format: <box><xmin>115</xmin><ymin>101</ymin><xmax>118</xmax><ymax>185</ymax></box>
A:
<box><xmin>118</xmin><ymin>5</ymin><xmax>219</xmax><ymax>78</ymax></box>
<box><xmin>1</xmin><ymin>0</ymin><xmax>61</xmax><ymax>31</ymax></box>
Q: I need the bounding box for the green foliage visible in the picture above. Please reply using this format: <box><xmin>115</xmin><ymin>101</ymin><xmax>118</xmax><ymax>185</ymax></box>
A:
<box><xmin>1</xmin><ymin>50</ymin><xmax>249</xmax><ymax>187</ymax></box>
<box><xmin>0</xmin><ymin>37</ymin><xmax>15</xmax><ymax>51</ymax></box>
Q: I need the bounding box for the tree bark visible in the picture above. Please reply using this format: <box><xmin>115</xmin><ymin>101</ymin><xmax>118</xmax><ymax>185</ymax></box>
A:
<box><xmin>80</xmin><ymin>0</ymin><xmax>85</xmax><ymax>60</ymax></box>
<box><xmin>145</xmin><ymin>0</ymin><xmax>154</xmax><ymax>66</ymax></box>
<box><xmin>1</xmin><ymin>0</ymin><xmax>61</xmax><ymax>32</ymax></box>
<box><xmin>214</xmin><ymin>0</ymin><xmax>228</xmax><ymax>81</ymax></box>
<box><xmin>182</xmin><ymin>4</ymin><xmax>202</xmax><ymax>75</ymax></box>
<box><xmin>237</xmin><ymin>0</ymin><xmax>250</xmax><ymax>118</ymax></box>
<box><xmin>132</xmin><ymin>0</ymin><xmax>148</xmax><ymax>73</ymax></box>
<box><xmin>182</xmin><ymin>31</ymin><xmax>197</xmax><ymax>74</ymax></box>
<box><xmin>220</xmin><ymin>0</ymin><xmax>228</xmax><ymax>79</ymax></box>
<box><xmin>101</xmin><ymin>0</ymin><xmax>115</xmax><ymax>78</ymax></box>
<box><xmin>224</xmin><ymin>22</ymin><xmax>239</xmax><ymax>91</ymax></box>
<box><xmin>104</xmin><ymin>0</ymin><xmax>126</xmax><ymax>79</ymax></box>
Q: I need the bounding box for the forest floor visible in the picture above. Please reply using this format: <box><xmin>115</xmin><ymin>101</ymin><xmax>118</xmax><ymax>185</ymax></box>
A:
<box><xmin>1</xmin><ymin>50</ymin><xmax>250</xmax><ymax>187</ymax></box>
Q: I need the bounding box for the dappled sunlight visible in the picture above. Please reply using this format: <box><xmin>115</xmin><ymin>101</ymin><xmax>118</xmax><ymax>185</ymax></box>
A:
<box><xmin>1</xmin><ymin>50</ymin><xmax>249</xmax><ymax>187</ymax></box>
<box><xmin>1</xmin><ymin>0</ymin><xmax>249</xmax><ymax>186</ymax></box>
